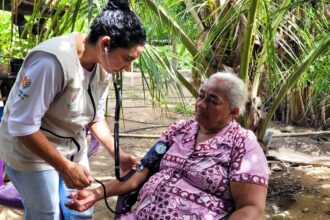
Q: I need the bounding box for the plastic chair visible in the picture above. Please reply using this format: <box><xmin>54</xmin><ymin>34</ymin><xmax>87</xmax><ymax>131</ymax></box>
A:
<box><xmin>0</xmin><ymin>106</ymin><xmax>24</xmax><ymax>209</ymax></box>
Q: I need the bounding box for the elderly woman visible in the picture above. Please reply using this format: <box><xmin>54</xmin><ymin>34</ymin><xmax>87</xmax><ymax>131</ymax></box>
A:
<box><xmin>66</xmin><ymin>72</ymin><xmax>270</xmax><ymax>219</ymax></box>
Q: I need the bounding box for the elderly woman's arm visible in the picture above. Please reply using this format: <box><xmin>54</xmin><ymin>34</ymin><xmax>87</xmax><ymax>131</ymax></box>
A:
<box><xmin>65</xmin><ymin>169</ymin><xmax>149</xmax><ymax>212</ymax></box>
<box><xmin>229</xmin><ymin>182</ymin><xmax>267</xmax><ymax>220</ymax></box>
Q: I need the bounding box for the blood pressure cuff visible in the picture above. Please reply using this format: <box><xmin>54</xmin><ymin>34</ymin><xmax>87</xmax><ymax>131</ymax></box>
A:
<box><xmin>139</xmin><ymin>140</ymin><xmax>169</xmax><ymax>174</ymax></box>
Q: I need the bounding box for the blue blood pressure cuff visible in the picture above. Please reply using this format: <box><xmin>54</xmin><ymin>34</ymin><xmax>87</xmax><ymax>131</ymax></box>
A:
<box><xmin>135</xmin><ymin>140</ymin><xmax>169</xmax><ymax>174</ymax></box>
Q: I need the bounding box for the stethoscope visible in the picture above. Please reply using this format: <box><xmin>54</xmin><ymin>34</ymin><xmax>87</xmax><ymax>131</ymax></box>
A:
<box><xmin>94</xmin><ymin>75</ymin><xmax>137</xmax><ymax>215</ymax></box>
<box><xmin>94</xmin><ymin>75</ymin><xmax>169</xmax><ymax>215</ymax></box>
<box><xmin>94</xmin><ymin>72</ymin><xmax>169</xmax><ymax>214</ymax></box>
<box><xmin>103</xmin><ymin>55</ymin><xmax>138</xmax><ymax>181</ymax></box>
<box><xmin>113</xmin><ymin>79</ymin><xmax>136</xmax><ymax>181</ymax></box>
<box><xmin>92</xmin><ymin>53</ymin><xmax>137</xmax><ymax>213</ymax></box>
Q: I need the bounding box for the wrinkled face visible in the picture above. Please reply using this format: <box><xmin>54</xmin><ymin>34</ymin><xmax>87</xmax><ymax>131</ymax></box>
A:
<box><xmin>102</xmin><ymin>44</ymin><xmax>144</xmax><ymax>73</ymax></box>
<box><xmin>195</xmin><ymin>77</ymin><xmax>233</xmax><ymax>133</ymax></box>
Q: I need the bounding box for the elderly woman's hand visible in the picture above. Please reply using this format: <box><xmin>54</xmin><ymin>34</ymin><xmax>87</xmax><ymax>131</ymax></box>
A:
<box><xmin>65</xmin><ymin>188</ymin><xmax>98</xmax><ymax>212</ymax></box>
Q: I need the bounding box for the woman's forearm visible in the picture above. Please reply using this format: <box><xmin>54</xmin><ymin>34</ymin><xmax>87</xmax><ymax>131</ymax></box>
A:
<box><xmin>18</xmin><ymin>131</ymin><xmax>93</xmax><ymax>189</ymax></box>
<box><xmin>94</xmin><ymin>168</ymin><xmax>149</xmax><ymax>201</ymax></box>
<box><xmin>18</xmin><ymin>131</ymin><xmax>70</xmax><ymax>172</ymax></box>
<box><xmin>89</xmin><ymin>120</ymin><xmax>115</xmax><ymax>156</ymax></box>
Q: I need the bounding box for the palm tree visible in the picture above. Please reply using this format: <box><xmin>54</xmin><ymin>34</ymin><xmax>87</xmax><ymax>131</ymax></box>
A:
<box><xmin>1</xmin><ymin>0</ymin><xmax>329</xmax><ymax>148</ymax></box>
<box><xmin>138</xmin><ymin>0</ymin><xmax>330</xmax><ymax>147</ymax></box>
<box><xmin>0</xmin><ymin>0</ymin><xmax>97</xmax><ymax>58</ymax></box>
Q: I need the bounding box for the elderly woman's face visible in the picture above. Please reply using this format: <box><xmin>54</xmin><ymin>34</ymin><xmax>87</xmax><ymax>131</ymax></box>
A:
<box><xmin>195</xmin><ymin>78</ymin><xmax>232</xmax><ymax>133</ymax></box>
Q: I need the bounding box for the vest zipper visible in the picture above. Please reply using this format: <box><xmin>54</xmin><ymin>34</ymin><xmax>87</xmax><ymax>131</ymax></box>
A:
<box><xmin>40</xmin><ymin>127</ymin><xmax>81</xmax><ymax>161</ymax></box>
<box><xmin>87</xmin><ymin>84</ymin><xmax>96</xmax><ymax>123</ymax></box>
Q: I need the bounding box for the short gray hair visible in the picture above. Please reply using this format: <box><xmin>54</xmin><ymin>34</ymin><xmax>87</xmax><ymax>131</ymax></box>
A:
<box><xmin>208</xmin><ymin>72</ymin><xmax>248</xmax><ymax>115</ymax></box>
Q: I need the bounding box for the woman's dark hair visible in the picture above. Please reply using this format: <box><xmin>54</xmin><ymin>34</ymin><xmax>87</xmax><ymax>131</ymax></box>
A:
<box><xmin>88</xmin><ymin>0</ymin><xmax>146</xmax><ymax>50</ymax></box>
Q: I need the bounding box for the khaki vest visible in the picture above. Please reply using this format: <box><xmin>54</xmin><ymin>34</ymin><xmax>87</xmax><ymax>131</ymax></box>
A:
<box><xmin>0</xmin><ymin>33</ymin><xmax>110</xmax><ymax>171</ymax></box>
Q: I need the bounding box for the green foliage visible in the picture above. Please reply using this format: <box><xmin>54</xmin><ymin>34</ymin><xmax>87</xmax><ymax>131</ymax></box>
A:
<box><xmin>304</xmin><ymin>51</ymin><xmax>330</xmax><ymax>105</ymax></box>
<box><xmin>0</xmin><ymin>11</ymin><xmax>32</xmax><ymax>59</ymax></box>
<box><xmin>135</xmin><ymin>0</ymin><xmax>199</xmax><ymax>41</ymax></box>
<box><xmin>174</xmin><ymin>102</ymin><xmax>194</xmax><ymax>116</ymax></box>
<box><xmin>139</xmin><ymin>43</ymin><xmax>193</xmax><ymax>109</ymax></box>
<box><xmin>0</xmin><ymin>0</ymin><xmax>103</xmax><ymax>59</ymax></box>
<box><xmin>157</xmin><ymin>43</ymin><xmax>193</xmax><ymax>70</ymax></box>
<box><xmin>0</xmin><ymin>11</ymin><xmax>12</xmax><ymax>62</ymax></box>
<box><xmin>1</xmin><ymin>0</ymin><xmax>328</xmax><ymax>132</ymax></box>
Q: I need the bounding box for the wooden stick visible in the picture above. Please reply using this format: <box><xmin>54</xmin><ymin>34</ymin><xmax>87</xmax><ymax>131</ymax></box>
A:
<box><xmin>267</xmin><ymin>156</ymin><xmax>330</xmax><ymax>168</ymax></box>
<box><xmin>119</xmin><ymin>133</ymin><xmax>159</xmax><ymax>138</ymax></box>
<box><xmin>272</xmin><ymin>130</ymin><xmax>330</xmax><ymax>137</ymax></box>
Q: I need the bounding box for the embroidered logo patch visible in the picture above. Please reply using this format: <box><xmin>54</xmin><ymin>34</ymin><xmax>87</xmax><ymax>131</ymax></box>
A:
<box><xmin>67</xmin><ymin>93</ymin><xmax>78</xmax><ymax>110</ymax></box>
<box><xmin>67</xmin><ymin>103</ymin><xmax>77</xmax><ymax>109</ymax></box>
<box><xmin>18</xmin><ymin>76</ymin><xmax>32</xmax><ymax>99</ymax></box>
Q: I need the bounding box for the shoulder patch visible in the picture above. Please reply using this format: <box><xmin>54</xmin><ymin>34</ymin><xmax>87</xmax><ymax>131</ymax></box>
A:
<box><xmin>17</xmin><ymin>76</ymin><xmax>32</xmax><ymax>99</ymax></box>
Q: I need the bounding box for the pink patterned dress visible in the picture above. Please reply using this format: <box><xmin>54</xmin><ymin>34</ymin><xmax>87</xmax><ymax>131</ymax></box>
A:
<box><xmin>120</xmin><ymin>119</ymin><xmax>270</xmax><ymax>220</ymax></box>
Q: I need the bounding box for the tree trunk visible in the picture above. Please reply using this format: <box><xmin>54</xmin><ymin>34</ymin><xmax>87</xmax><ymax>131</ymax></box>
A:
<box><xmin>291</xmin><ymin>88</ymin><xmax>307</xmax><ymax>126</ymax></box>
<box><xmin>320</xmin><ymin>99</ymin><xmax>326</xmax><ymax>129</ymax></box>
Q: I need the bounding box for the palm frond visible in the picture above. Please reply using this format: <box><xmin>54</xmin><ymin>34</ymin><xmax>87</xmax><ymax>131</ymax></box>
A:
<box><xmin>139</xmin><ymin>44</ymin><xmax>194</xmax><ymax>107</ymax></box>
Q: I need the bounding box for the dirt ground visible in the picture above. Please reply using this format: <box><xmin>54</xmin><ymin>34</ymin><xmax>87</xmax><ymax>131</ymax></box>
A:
<box><xmin>0</xmin><ymin>72</ymin><xmax>329</xmax><ymax>220</ymax></box>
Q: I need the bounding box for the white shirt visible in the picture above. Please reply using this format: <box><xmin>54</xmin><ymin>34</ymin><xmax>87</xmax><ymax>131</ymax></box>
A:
<box><xmin>8</xmin><ymin>51</ymin><xmax>106</xmax><ymax>136</ymax></box>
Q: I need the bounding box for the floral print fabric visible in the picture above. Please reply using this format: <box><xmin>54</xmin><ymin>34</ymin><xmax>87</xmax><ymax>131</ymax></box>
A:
<box><xmin>119</xmin><ymin>120</ymin><xmax>270</xmax><ymax>220</ymax></box>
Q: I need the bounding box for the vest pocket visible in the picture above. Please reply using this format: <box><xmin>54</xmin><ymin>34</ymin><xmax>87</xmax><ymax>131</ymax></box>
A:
<box><xmin>66</xmin><ymin>86</ymin><xmax>81</xmax><ymax>115</ymax></box>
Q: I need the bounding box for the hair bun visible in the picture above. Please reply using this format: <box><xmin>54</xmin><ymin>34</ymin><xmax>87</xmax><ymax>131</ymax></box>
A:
<box><xmin>106</xmin><ymin>0</ymin><xmax>130</xmax><ymax>11</ymax></box>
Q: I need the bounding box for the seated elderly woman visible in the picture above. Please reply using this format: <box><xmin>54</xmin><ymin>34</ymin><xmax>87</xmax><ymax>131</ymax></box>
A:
<box><xmin>66</xmin><ymin>72</ymin><xmax>270</xmax><ymax>219</ymax></box>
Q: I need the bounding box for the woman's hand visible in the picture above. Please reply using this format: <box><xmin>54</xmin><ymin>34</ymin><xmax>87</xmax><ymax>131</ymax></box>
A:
<box><xmin>60</xmin><ymin>161</ymin><xmax>94</xmax><ymax>189</ymax></box>
<box><xmin>120</xmin><ymin>153</ymin><xmax>138</xmax><ymax>172</ymax></box>
<box><xmin>88</xmin><ymin>120</ymin><xmax>138</xmax><ymax>172</ymax></box>
<box><xmin>65</xmin><ymin>189</ymin><xmax>97</xmax><ymax>212</ymax></box>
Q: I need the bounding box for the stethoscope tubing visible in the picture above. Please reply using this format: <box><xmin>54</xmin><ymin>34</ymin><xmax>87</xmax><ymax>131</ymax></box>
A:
<box><xmin>113</xmin><ymin>81</ymin><xmax>136</xmax><ymax>182</ymax></box>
